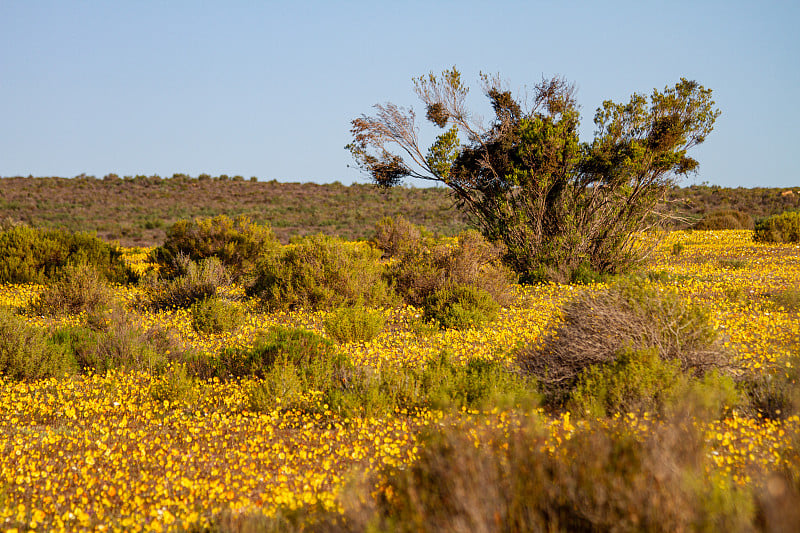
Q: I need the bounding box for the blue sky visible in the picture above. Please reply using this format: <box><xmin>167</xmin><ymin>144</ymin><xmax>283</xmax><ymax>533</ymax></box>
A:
<box><xmin>1</xmin><ymin>1</ymin><xmax>797</xmax><ymax>187</ymax></box>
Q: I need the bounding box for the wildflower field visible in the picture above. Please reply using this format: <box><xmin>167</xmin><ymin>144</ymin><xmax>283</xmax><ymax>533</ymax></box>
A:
<box><xmin>1</xmin><ymin>229</ymin><xmax>799</xmax><ymax>532</ymax></box>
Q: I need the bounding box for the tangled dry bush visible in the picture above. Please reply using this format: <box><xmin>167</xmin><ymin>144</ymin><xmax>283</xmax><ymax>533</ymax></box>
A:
<box><xmin>517</xmin><ymin>278</ymin><xmax>730</xmax><ymax>407</ymax></box>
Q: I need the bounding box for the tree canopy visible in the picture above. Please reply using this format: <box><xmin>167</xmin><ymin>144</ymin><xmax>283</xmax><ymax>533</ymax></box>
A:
<box><xmin>348</xmin><ymin>68</ymin><xmax>719</xmax><ymax>281</ymax></box>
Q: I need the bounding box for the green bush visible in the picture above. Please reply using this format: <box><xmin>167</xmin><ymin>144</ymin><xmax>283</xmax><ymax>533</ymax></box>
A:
<box><xmin>694</xmin><ymin>209</ymin><xmax>754</xmax><ymax>230</ymax></box>
<box><xmin>372</xmin><ymin>215</ymin><xmax>425</xmax><ymax>259</ymax></box>
<box><xmin>567</xmin><ymin>346</ymin><xmax>739</xmax><ymax>419</ymax></box>
<box><xmin>50</xmin><ymin>309</ymin><xmax>188</xmax><ymax>374</ymax></box>
<box><xmin>738</xmin><ymin>353</ymin><xmax>799</xmax><ymax>419</ymax></box>
<box><xmin>754</xmin><ymin>210</ymin><xmax>800</xmax><ymax>243</ymax></box>
<box><xmin>0</xmin><ymin>224</ymin><xmax>136</xmax><ymax>284</ymax></box>
<box><xmin>153</xmin><ymin>214</ymin><xmax>279</xmax><ymax>279</ymax></box>
<box><xmin>422</xmin><ymin>283</ymin><xmax>500</xmax><ymax>330</ymax></box>
<box><xmin>190</xmin><ymin>297</ymin><xmax>243</xmax><ymax>334</ymax></box>
<box><xmin>323</xmin><ymin>305</ymin><xmax>386</xmax><ymax>343</ymax></box>
<box><xmin>0</xmin><ymin>308</ymin><xmax>77</xmax><ymax>380</ymax></box>
<box><xmin>771</xmin><ymin>286</ymin><xmax>800</xmax><ymax>312</ymax></box>
<box><xmin>149</xmin><ymin>364</ymin><xmax>197</xmax><ymax>405</ymax></box>
<box><xmin>388</xmin><ymin>229</ymin><xmax>515</xmax><ymax>308</ymax></box>
<box><xmin>146</xmin><ymin>257</ymin><xmax>229</xmax><ymax>310</ymax></box>
<box><xmin>246</xmin><ymin>235</ymin><xmax>397</xmax><ymax>311</ymax></box>
<box><xmin>29</xmin><ymin>262</ymin><xmax>112</xmax><ymax>317</ymax></box>
<box><xmin>517</xmin><ymin>277</ymin><xmax>730</xmax><ymax>409</ymax></box>
<box><xmin>418</xmin><ymin>351</ymin><xmax>538</xmax><ymax>411</ymax></box>
<box><xmin>216</xmin><ymin>326</ymin><xmax>343</xmax><ymax>380</ymax></box>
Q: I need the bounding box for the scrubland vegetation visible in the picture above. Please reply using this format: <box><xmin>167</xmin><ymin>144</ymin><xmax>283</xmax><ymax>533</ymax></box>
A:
<box><xmin>0</xmin><ymin>210</ymin><xmax>798</xmax><ymax>532</ymax></box>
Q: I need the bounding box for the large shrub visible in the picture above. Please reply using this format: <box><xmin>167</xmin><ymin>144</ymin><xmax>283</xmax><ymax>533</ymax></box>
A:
<box><xmin>153</xmin><ymin>214</ymin><xmax>279</xmax><ymax>279</ymax></box>
<box><xmin>517</xmin><ymin>278</ymin><xmax>730</xmax><ymax>409</ymax></box>
<box><xmin>0</xmin><ymin>223</ymin><xmax>135</xmax><ymax>284</ymax></box>
<box><xmin>350</xmin><ymin>69</ymin><xmax>719</xmax><ymax>281</ymax></box>
<box><xmin>246</xmin><ymin>235</ymin><xmax>397</xmax><ymax>311</ymax></box>
<box><xmin>754</xmin><ymin>210</ymin><xmax>800</xmax><ymax>243</ymax></box>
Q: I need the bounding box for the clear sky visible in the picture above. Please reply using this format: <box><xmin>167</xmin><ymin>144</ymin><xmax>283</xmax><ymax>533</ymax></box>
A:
<box><xmin>1</xmin><ymin>1</ymin><xmax>797</xmax><ymax>187</ymax></box>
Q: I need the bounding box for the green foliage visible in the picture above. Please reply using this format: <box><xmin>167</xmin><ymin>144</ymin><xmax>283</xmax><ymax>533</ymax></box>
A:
<box><xmin>694</xmin><ymin>209</ymin><xmax>753</xmax><ymax>230</ymax></box>
<box><xmin>415</xmin><ymin>351</ymin><xmax>538</xmax><ymax>411</ymax></box>
<box><xmin>50</xmin><ymin>309</ymin><xmax>188</xmax><ymax>374</ymax></box>
<box><xmin>567</xmin><ymin>346</ymin><xmax>739</xmax><ymax>419</ymax></box>
<box><xmin>754</xmin><ymin>210</ymin><xmax>800</xmax><ymax>243</ymax></box>
<box><xmin>323</xmin><ymin>305</ymin><xmax>386</xmax><ymax>343</ymax></box>
<box><xmin>190</xmin><ymin>297</ymin><xmax>243</xmax><ymax>334</ymax></box>
<box><xmin>216</xmin><ymin>326</ymin><xmax>343</xmax><ymax>380</ymax></box>
<box><xmin>0</xmin><ymin>308</ymin><xmax>77</xmax><ymax>380</ymax></box>
<box><xmin>154</xmin><ymin>214</ymin><xmax>279</xmax><ymax>279</ymax></box>
<box><xmin>517</xmin><ymin>277</ymin><xmax>729</xmax><ymax>409</ymax></box>
<box><xmin>718</xmin><ymin>257</ymin><xmax>748</xmax><ymax>270</ymax></box>
<box><xmin>145</xmin><ymin>257</ymin><xmax>230</xmax><ymax>310</ymax></box>
<box><xmin>0</xmin><ymin>223</ymin><xmax>136</xmax><ymax>284</ymax></box>
<box><xmin>246</xmin><ymin>235</ymin><xmax>397</xmax><ymax>311</ymax></box>
<box><xmin>771</xmin><ymin>286</ymin><xmax>800</xmax><ymax>312</ymax></box>
<box><xmin>422</xmin><ymin>283</ymin><xmax>500</xmax><ymax>330</ymax></box>
<box><xmin>149</xmin><ymin>364</ymin><xmax>198</xmax><ymax>405</ymax></box>
<box><xmin>671</xmin><ymin>242</ymin><xmax>685</xmax><ymax>256</ymax></box>
<box><xmin>371</xmin><ymin>215</ymin><xmax>425</xmax><ymax>259</ymax></box>
<box><xmin>29</xmin><ymin>262</ymin><xmax>112</xmax><ymax>317</ymax></box>
<box><xmin>386</xmin><ymin>227</ymin><xmax>515</xmax><ymax>307</ymax></box>
<box><xmin>350</xmin><ymin>69</ymin><xmax>720</xmax><ymax>281</ymax></box>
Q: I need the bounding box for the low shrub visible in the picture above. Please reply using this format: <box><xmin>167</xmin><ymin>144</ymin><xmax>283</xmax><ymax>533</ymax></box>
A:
<box><xmin>0</xmin><ymin>224</ymin><xmax>136</xmax><ymax>284</ymax></box>
<box><xmin>149</xmin><ymin>364</ymin><xmax>197</xmax><ymax>405</ymax></box>
<box><xmin>754</xmin><ymin>210</ymin><xmax>800</xmax><ymax>243</ymax></box>
<box><xmin>0</xmin><ymin>308</ymin><xmax>76</xmax><ymax>380</ymax></box>
<box><xmin>216</xmin><ymin>326</ymin><xmax>344</xmax><ymax>380</ymax></box>
<box><xmin>372</xmin><ymin>215</ymin><xmax>425</xmax><ymax>259</ymax></box>
<box><xmin>422</xmin><ymin>283</ymin><xmax>500</xmax><ymax>330</ymax></box>
<box><xmin>373</xmin><ymin>417</ymin><xmax>754</xmax><ymax>532</ymax></box>
<box><xmin>567</xmin><ymin>346</ymin><xmax>739</xmax><ymax>419</ymax></box>
<box><xmin>145</xmin><ymin>257</ymin><xmax>230</xmax><ymax>310</ymax></box>
<box><xmin>719</xmin><ymin>258</ymin><xmax>748</xmax><ymax>270</ymax></box>
<box><xmin>51</xmin><ymin>309</ymin><xmax>189</xmax><ymax>374</ymax></box>
<box><xmin>190</xmin><ymin>297</ymin><xmax>243</xmax><ymax>334</ymax></box>
<box><xmin>694</xmin><ymin>209</ymin><xmax>754</xmax><ymax>230</ymax></box>
<box><xmin>771</xmin><ymin>286</ymin><xmax>800</xmax><ymax>312</ymax></box>
<box><xmin>388</xmin><ymin>229</ymin><xmax>515</xmax><ymax>307</ymax></box>
<box><xmin>517</xmin><ymin>277</ymin><xmax>730</xmax><ymax>410</ymax></box>
<box><xmin>418</xmin><ymin>351</ymin><xmax>538</xmax><ymax>411</ymax></box>
<box><xmin>246</xmin><ymin>235</ymin><xmax>397</xmax><ymax>311</ymax></box>
<box><xmin>324</xmin><ymin>305</ymin><xmax>386</xmax><ymax>343</ymax></box>
<box><xmin>153</xmin><ymin>214</ymin><xmax>279</xmax><ymax>279</ymax></box>
<box><xmin>738</xmin><ymin>353</ymin><xmax>800</xmax><ymax>419</ymax></box>
<box><xmin>29</xmin><ymin>262</ymin><xmax>112</xmax><ymax>317</ymax></box>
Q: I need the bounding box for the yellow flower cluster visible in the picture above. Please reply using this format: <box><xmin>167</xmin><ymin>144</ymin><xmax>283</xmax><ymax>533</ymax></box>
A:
<box><xmin>0</xmin><ymin>229</ymin><xmax>797</xmax><ymax>531</ymax></box>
